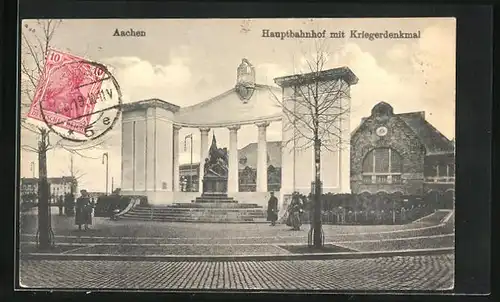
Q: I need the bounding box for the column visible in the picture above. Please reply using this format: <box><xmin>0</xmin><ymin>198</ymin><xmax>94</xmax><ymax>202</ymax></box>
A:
<box><xmin>172</xmin><ymin>125</ymin><xmax>182</xmax><ymax>192</ymax></box>
<box><xmin>256</xmin><ymin>122</ymin><xmax>270</xmax><ymax>192</ymax></box>
<box><xmin>199</xmin><ymin>128</ymin><xmax>211</xmax><ymax>192</ymax></box>
<box><xmin>228</xmin><ymin>125</ymin><xmax>241</xmax><ymax>193</ymax></box>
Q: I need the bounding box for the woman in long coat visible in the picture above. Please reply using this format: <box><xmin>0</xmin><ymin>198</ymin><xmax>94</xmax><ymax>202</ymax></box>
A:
<box><xmin>266</xmin><ymin>192</ymin><xmax>278</xmax><ymax>226</ymax></box>
<box><xmin>288</xmin><ymin>193</ymin><xmax>304</xmax><ymax>230</ymax></box>
<box><xmin>75</xmin><ymin>190</ymin><xmax>92</xmax><ymax>230</ymax></box>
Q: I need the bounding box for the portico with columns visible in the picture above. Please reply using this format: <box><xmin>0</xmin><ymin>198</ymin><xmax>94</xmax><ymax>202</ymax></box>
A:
<box><xmin>120</xmin><ymin>59</ymin><xmax>358</xmax><ymax>207</ymax></box>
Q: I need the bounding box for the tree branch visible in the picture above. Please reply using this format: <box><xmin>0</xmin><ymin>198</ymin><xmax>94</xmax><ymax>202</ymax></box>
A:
<box><xmin>20</xmin><ymin>121</ymin><xmax>41</xmax><ymax>135</ymax></box>
<box><xmin>270</xmin><ymin>39</ymin><xmax>352</xmax><ymax>155</ymax></box>
<box><xmin>21</xmin><ymin>32</ymin><xmax>43</xmax><ymax>75</ymax></box>
<box><xmin>21</xmin><ymin>145</ymin><xmax>39</xmax><ymax>153</ymax></box>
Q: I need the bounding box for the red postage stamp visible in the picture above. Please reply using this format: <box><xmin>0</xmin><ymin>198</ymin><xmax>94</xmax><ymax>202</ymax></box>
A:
<box><xmin>27</xmin><ymin>49</ymin><xmax>107</xmax><ymax>134</ymax></box>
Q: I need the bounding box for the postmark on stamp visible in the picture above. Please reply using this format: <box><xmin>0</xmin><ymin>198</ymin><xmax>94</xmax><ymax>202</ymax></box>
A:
<box><xmin>26</xmin><ymin>49</ymin><xmax>122</xmax><ymax>143</ymax></box>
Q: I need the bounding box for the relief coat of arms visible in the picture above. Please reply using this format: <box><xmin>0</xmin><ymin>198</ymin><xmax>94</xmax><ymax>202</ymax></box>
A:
<box><xmin>235</xmin><ymin>58</ymin><xmax>256</xmax><ymax>103</ymax></box>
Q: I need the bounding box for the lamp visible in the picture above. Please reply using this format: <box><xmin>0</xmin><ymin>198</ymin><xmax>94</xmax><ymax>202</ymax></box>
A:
<box><xmin>102</xmin><ymin>152</ymin><xmax>109</xmax><ymax>195</ymax></box>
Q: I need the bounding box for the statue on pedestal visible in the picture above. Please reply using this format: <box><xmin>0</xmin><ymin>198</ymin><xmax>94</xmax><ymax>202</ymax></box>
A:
<box><xmin>202</xmin><ymin>134</ymin><xmax>229</xmax><ymax>193</ymax></box>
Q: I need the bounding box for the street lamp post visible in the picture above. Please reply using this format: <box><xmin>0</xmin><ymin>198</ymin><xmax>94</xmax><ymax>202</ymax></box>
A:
<box><xmin>393</xmin><ymin>199</ymin><xmax>396</xmax><ymax>224</ymax></box>
<box><xmin>102</xmin><ymin>152</ymin><xmax>109</xmax><ymax>195</ymax></box>
<box><xmin>184</xmin><ymin>134</ymin><xmax>193</xmax><ymax>192</ymax></box>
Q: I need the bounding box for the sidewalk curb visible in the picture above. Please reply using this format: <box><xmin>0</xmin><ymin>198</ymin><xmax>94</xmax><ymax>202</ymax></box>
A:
<box><xmin>21</xmin><ymin>247</ymin><xmax>454</xmax><ymax>262</ymax></box>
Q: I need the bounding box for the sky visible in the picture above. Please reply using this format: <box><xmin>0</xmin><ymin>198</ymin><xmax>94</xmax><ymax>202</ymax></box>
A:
<box><xmin>19</xmin><ymin>18</ymin><xmax>456</xmax><ymax>192</ymax></box>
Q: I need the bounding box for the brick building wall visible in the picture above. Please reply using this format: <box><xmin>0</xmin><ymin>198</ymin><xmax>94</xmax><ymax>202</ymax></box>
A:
<box><xmin>350</xmin><ymin>103</ymin><xmax>427</xmax><ymax>195</ymax></box>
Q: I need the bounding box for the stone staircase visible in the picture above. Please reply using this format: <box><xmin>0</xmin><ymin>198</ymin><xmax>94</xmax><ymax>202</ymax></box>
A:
<box><xmin>120</xmin><ymin>203</ymin><xmax>267</xmax><ymax>223</ymax></box>
<box><xmin>193</xmin><ymin>193</ymin><xmax>237</xmax><ymax>203</ymax></box>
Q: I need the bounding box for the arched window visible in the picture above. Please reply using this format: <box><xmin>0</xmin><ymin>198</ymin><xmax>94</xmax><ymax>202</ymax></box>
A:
<box><xmin>362</xmin><ymin>148</ymin><xmax>402</xmax><ymax>184</ymax></box>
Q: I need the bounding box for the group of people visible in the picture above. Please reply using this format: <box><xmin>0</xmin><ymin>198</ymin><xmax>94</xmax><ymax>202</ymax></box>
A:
<box><xmin>267</xmin><ymin>191</ymin><xmax>304</xmax><ymax>230</ymax></box>
<box><xmin>56</xmin><ymin>193</ymin><xmax>78</xmax><ymax>216</ymax></box>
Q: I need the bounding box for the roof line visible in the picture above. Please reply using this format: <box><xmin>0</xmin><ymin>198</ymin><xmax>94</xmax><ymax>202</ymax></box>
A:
<box><xmin>420</xmin><ymin>118</ymin><xmax>453</xmax><ymax>143</ymax></box>
<box><xmin>178</xmin><ymin>88</ymin><xmax>237</xmax><ymax>112</ymax></box>
<box><xmin>397</xmin><ymin>114</ymin><xmax>453</xmax><ymax>153</ymax></box>
<box><xmin>177</xmin><ymin>84</ymin><xmax>281</xmax><ymax>113</ymax></box>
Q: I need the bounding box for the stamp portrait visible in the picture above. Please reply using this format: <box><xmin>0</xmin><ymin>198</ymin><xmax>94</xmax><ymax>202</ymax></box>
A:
<box><xmin>27</xmin><ymin>49</ymin><xmax>108</xmax><ymax>135</ymax></box>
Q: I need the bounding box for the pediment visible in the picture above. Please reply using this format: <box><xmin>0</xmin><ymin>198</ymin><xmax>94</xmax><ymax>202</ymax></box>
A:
<box><xmin>173</xmin><ymin>84</ymin><xmax>282</xmax><ymax>127</ymax></box>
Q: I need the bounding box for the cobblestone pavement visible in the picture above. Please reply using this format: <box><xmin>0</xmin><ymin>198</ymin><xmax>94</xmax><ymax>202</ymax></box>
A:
<box><xmin>19</xmin><ymin>254</ymin><xmax>454</xmax><ymax>290</ymax></box>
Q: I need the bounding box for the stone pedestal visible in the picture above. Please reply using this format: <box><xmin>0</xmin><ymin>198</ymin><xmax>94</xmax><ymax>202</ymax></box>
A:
<box><xmin>195</xmin><ymin>175</ymin><xmax>235</xmax><ymax>203</ymax></box>
<box><xmin>203</xmin><ymin>176</ymin><xmax>228</xmax><ymax>194</ymax></box>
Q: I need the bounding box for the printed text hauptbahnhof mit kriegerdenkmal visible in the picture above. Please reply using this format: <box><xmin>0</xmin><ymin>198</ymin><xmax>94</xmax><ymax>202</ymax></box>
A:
<box><xmin>261</xmin><ymin>29</ymin><xmax>421</xmax><ymax>41</ymax></box>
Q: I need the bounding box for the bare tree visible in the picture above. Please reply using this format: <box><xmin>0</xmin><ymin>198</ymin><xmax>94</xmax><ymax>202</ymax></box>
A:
<box><xmin>271</xmin><ymin>41</ymin><xmax>356</xmax><ymax>248</ymax></box>
<box><xmin>20</xmin><ymin>20</ymin><xmax>65</xmax><ymax>250</ymax></box>
<box><xmin>20</xmin><ymin>20</ymin><xmax>107</xmax><ymax>250</ymax></box>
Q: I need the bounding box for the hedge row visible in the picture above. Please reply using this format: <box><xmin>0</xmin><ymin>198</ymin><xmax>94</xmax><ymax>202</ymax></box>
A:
<box><xmin>297</xmin><ymin>192</ymin><xmax>453</xmax><ymax>212</ymax></box>
<box><xmin>302</xmin><ymin>204</ymin><xmax>433</xmax><ymax>225</ymax></box>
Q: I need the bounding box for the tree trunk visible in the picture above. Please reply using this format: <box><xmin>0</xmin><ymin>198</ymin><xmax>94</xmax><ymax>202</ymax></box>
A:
<box><xmin>37</xmin><ymin>131</ymin><xmax>52</xmax><ymax>250</ymax></box>
<box><xmin>313</xmin><ymin>138</ymin><xmax>323</xmax><ymax>248</ymax></box>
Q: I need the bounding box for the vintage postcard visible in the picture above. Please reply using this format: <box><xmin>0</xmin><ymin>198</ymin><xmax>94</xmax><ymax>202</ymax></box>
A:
<box><xmin>18</xmin><ymin>18</ymin><xmax>455</xmax><ymax>291</ymax></box>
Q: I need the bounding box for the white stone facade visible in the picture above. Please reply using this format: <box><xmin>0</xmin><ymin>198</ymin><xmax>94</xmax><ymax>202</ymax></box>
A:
<box><xmin>277</xmin><ymin>73</ymin><xmax>357</xmax><ymax>199</ymax></box>
<box><xmin>121</xmin><ymin>104</ymin><xmax>176</xmax><ymax>197</ymax></box>
<box><xmin>120</xmin><ymin>64</ymin><xmax>358</xmax><ymax>206</ymax></box>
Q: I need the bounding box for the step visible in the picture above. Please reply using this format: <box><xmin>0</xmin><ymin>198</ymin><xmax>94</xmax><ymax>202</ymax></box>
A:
<box><xmin>134</xmin><ymin>203</ymin><xmax>262</xmax><ymax>209</ymax></box>
<box><xmin>122</xmin><ymin>212</ymin><xmax>266</xmax><ymax>219</ymax></box>
<box><xmin>193</xmin><ymin>198</ymin><xmax>237</xmax><ymax>203</ymax></box>
<box><xmin>130</xmin><ymin>207</ymin><xmax>264</xmax><ymax>213</ymax></box>
<box><xmin>199</xmin><ymin>193</ymin><xmax>231</xmax><ymax>197</ymax></box>
<box><xmin>121</xmin><ymin>212</ymin><xmax>264</xmax><ymax>219</ymax></box>
<box><xmin>121</xmin><ymin>217</ymin><xmax>262</xmax><ymax>223</ymax></box>
<box><xmin>124</xmin><ymin>210</ymin><xmax>265</xmax><ymax>217</ymax></box>
<box><xmin>123</xmin><ymin>213</ymin><xmax>266</xmax><ymax>220</ymax></box>
<box><xmin>193</xmin><ymin>199</ymin><xmax>237</xmax><ymax>203</ymax></box>
<box><xmin>172</xmin><ymin>203</ymin><xmax>262</xmax><ymax>209</ymax></box>
<box><xmin>129</xmin><ymin>209</ymin><xmax>264</xmax><ymax>215</ymax></box>
<box><xmin>121</xmin><ymin>213</ymin><xmax>265</xmax><ymax>220</ymax></box>
<box><xmin>125</xmin><ymin>209</ymin><xmax>266</xmax><ymax>215</ymax></box>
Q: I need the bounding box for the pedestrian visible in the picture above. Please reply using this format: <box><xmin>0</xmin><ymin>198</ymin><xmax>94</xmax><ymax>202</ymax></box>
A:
<box><xmin>75</xmin><ymin>189</ymin><xmax>93</xmax><ymax>231</ymax></box>
<box><xmin>289</xmin><ymin>192</ymin><xmax>304</xmax><ymax>231</ymax></box>
<box><xmin>57</xmin><ymin>195</ymin><xmax>64</xmax><ymax>215</ymax></box>
<box><xmin>64</xmin><ymin>193</ymin><xmax>75</xmax><ymax>216</ymax></box>
<box><xmin>267</xmin><ymin>191</ymin><xmax>278</xmax><ymax>226</ymax></box>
